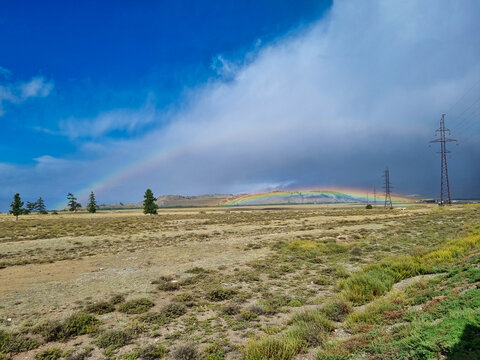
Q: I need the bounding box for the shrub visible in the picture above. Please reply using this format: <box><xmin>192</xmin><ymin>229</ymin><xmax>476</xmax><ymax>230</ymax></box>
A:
<box><xmin>95</xmin><ymin>329</ymin><xmax>131</xmax><ymax>350</ymax></box>
<box><xmin>321</xmin><ymin>298</ymin><xmax>352</xmax><ymax>322</ymax></box>
<box><xmin>140</xmin><ymin>303</ymin><xmax>187</xmax><ymax>325</ymax></box>
<box><xmin>244</xmin><ymin>337</ymin><xmax>303</xmax><ymax>360</ymax></box>
<box><xmin>162</xmin><ymin>303</ymin><xmax>187</xmax><ymax>318</ymax></box>
<box><xmin>118</xmin><ymin>298</ymin><xmax>154</xmax><ymax>314</ymax></box>
<box><xmin>35</xmin><ymin>348</ymin><xmax>64</xmax><ymax>360</ymax></box>
<box><xmin>340</xmin><ymin>267</ymin><xmax>396</xmax><ymax>305</ymax></box>
<box><xmin>286</xmin><ymin>321</ymin><xmax>327</xmax><ymax>347</ymax></box>
<box><xmin>173</xmin><ymin>344</ymin><xmax>198</xmax><ymax>360</ymax></box>
<box><xmin>65</xmin><ymin>347</ymin><xmax>93</xmax><ymax>360</ymax></box>
<box><xmin>109</xmin><ymin>294</ymin><xmax>125</xmax><ymax>305</ymax></box>
<box><xmin>86</xmin><ymin>301</ymin><xmax>115</xmax><ymax>314</ymax></box>
<box><xmin>34</xmin><ymin>313</ymin><xmax>99</xmax><ymax>342</ymax></box>
<box><xmin>128</xmin><ymin>344</ymin><xmax>167</xmax><ymax>359</ymax></box>
<box><xmin>222</xmin><ymin>304</ymin><xmax>240</xmax><ymax>316</ymax></box>
<box><xmin>185</xmin><ymin>267</ymin><xmax>209</xmax><ymax>274</ymax></box>
<box><xmin>206</xmin><ymin>288</ymin><xmax>237</xmax><ymax>302</ymax></box>
<box><xmin>203</xmin><ymin>342</ymin><xmax>226</xmax><ymax>360</ymax></box>
<box><xmin>0</xmin><ymin>329</ymin><xmax>40</xmax><ymax>353</ymax></box>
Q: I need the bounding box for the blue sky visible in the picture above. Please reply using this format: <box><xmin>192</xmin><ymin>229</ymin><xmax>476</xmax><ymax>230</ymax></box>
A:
<box><xmin>1</xmin><ymin>0</ymin><xmax>330</xmax><ymax>163</ymax></box>
<box><xmin>1</xmin><ymin>0</ymin><xmax>479</xmax><ymax>210</ymax></box>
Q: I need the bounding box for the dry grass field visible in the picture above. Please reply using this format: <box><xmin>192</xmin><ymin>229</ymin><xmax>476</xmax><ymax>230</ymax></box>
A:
<box><xmin>1</xmin><ymin>204</ymin><xmax>479</xmax><ymax>360</ymax></box>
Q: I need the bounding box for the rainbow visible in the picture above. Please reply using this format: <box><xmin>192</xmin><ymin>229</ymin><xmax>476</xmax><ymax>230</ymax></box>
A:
<box><xmin>221</xmin><ymin>187</ymin><xmax>412</xmax><ymax>206</ymax></box>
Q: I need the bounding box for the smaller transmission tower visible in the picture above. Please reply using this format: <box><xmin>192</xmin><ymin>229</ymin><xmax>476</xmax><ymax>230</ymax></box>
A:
<box><xmin>373</xmin><ymin>186</ymin><xmax>377</xmax><ymax>206</ymax></box>
<box><xmin>429</xmin><ymin>114</ymin><xmax>457</xmax><ymax>205</ymax></box>
<box><xmin>383</xmin><ymin>167</ymin><xmax>393</xmax><ymax>208</ymax></box>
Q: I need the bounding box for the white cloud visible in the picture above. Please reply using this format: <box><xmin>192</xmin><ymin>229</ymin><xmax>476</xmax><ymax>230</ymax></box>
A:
<box><xmin>0</xmin><ymin>72</ymin><xmax>53</xmax><ymax>116</ymax></box>
<box><xmin>58</xmin><ymin>95</ymin><xmax>158</xmax><ymax>139</ymax></box>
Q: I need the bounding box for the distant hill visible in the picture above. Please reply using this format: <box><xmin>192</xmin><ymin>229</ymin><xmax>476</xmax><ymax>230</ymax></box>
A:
<box><xmin>97</xmin><ymin>194</ymin><xmax>236</xmax><ymax>209</ymax></box>
<box><xmin>96</xmin><ymin>189</ymin><xmax>414</xmax><ymax>210</ymax></box>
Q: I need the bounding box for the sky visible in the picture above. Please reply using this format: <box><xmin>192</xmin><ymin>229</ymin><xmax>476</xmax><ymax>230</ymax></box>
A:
<box><xmin>0</xmin><ymin>0</ymin><xmax>479</xmax><ymax>210</ymax></box>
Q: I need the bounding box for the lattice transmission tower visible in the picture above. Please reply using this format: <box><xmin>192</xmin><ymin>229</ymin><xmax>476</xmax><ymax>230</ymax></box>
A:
<box><xmin>383</xmin><ymin>167</ymin><xmax>393</xmax><ymax>209</ymax></box>
<box><xmin>429</xmin><ymin>114</ymin><xmax>457</xmax><ymax>205</ymax></box>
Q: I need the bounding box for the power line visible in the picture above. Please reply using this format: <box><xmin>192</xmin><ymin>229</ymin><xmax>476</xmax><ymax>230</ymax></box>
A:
<box><xmin>446</xmin><ymin>77</ymin><xmax>480</xmax><ymax>116</ymax></box>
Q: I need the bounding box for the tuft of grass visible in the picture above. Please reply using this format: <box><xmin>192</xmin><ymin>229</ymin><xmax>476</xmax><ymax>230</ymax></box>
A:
<box><xmin>172</xmin><ymin>344</ymin><xmax>198</xmax><ymax>360</ymax></box>
<box><xmin>206</xmin><ymin>288</ymin><xmax>237</xmax><ymax>302</ymax></box>
<box><xmin>243</xmin><ymin>336</ymin><xmax>303</xmax><ymax>360</ymax></box>
<box><xmin>124</xmin><ymin>344</ymin><xmax>167</xmax><ymax>359</ymax></box>
<box><xmin>95</xmin><ymin>329</ymin><xmax>132</xmax><ymax>350</ymax></box>
<box><xmin>320</xmin><ymin>297</ymin><xmax>352</xmax><ymax>322</ymax></box>
<box><xmin>0</xmin><ymin>330</ymin><xmax>40</xmax><ymax>354</ymax></box>
<box><xmin>86</xmin><ymin>301</ymin><xmax>115</xmax><ymax>315</ymax></box>
<box><xmin>33</xmin><ymin>313</ymin><xmax>99</xmax><ymax>342</ymax></box>
<box><xmin>35</xmin><ymin>348</ymin><xmax>64</xmax><ymax>360</ymax></box>
<box><xmin>118</xmin><ymin>298</ymin><xmax>154</xmax><ymax>314</ymax></box>
<box><xmin>140</xmin><ymin>303</ymin><xmax>187</xmax><ymax>325</ymax></box>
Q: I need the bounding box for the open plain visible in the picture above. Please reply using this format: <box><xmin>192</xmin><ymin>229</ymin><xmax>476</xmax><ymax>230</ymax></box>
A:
<box><xmin>1</xmin><ymin>204</ymin><xmax>479</xmax><ymax>360</ymax></box>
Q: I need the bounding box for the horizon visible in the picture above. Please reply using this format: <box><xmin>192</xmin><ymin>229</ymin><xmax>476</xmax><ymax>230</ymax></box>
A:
<box><xmin>1</xmin><ymin>0</ymin><xmax>480</xmax><ymax>212</ymax></box>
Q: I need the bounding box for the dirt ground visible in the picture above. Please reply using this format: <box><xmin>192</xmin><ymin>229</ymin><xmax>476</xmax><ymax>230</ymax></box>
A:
<box><xmin>0</xmin><ymin>204</ymin><xmax>477</xmax><ymax>359</ymax></box>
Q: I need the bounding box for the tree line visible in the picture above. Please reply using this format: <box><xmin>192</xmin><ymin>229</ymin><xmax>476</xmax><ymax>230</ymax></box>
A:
<box><xmin>9</xmin><ymin>188</ymin><xmax>159</xmax><ymax>220</ymax></box>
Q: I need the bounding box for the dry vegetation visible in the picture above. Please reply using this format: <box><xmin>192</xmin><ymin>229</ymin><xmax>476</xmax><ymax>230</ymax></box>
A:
<box><xmin>0</xmin><ymin>204</ymin><xmax>479</xmax><ymax>360</ymax></box>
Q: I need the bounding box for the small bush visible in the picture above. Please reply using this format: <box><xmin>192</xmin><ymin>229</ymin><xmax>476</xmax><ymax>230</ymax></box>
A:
<box><xmin>140</xmin><ymin>303</ymin><xmax>187</xmax><ymax>325</ymax></box>
<box><xmin>35</xmin><ymin>348</ymin><xmax>64</xmax><ymax>360</ymax></box>
<box><xmin>248</xmin><ymin>304</ymin><xmax>265</xmax><ymax>315</ymax></box>
<box><xmin>340</xmin><ymin>267</ymin><xmax>396</xmax><ymax>305</ymax></box>
<box><xmin>86</xmin><ymin>301</ymin><xmax>115</xmax><ymax>314</ymax></box>
<box><xmin>153</xmin><ymin>276</ymin><xmax>180</xmax><ymax>291</ymax></box>
<box><xmin>129</xmin><ymin>344</ymin><xmax>167</xmax><ymax>359</ymax></box>
<box><xmin>162</xmin><ymin>303</ymin><xmax>187</xmax><ymax>318</ymax></box>
<box><xmin>95</xmin><ymin>329</ymin><xmax>131</xmax><ymax>350</ymax></box>
<box><xmin>109</xmin><ymin>294</ymin><xmax>125</xmax><ymax>305</ymax></box>
<box><xmin>185</xmin><ymin>267</ymin><xmax>209</xmax><ymax>274</ymax></box>
<box><xmin>0</xmin><ymin>329</ymin><xmax>40</xmax><ymax>353</ymax></box>
<box><xmin>173</xmin><ymin>344</ymin><xmax>198</xmax><ymax>360</ymax></box>
<box><xmin>34</xmin><ymin>313</ymin><xmax>99</xmax><ymax>342</ymax></box>
<box><xmin>222</xmin><ymin>304</ymin><xmax>240</xmax><ymax>316</ymax></box>
<box><xmin>65</xmin><ymin>347</ymin><xmax>93</xmax><ymax>360</ymax></box>
<box><xmin>206</xmin><ymin>288</ymin><xmax>237</xmax><ymax>302</ymax></box>
<box><xmin>244</xmin><ymin>337</ymin><xmax>303</xmax><ymax>360</ymax></box>
<box><xmin>203</xmin><ymin>342</ymin><xmax>226</xmax><ymax>360</ymax></box>
<box><xmin>118</xmin><ymin>298</ymin><xmax>154</xmax><ymax>314</ymax></box>
<box><xmin>321</xmin><ymin>298</ymin><xmax>352</xmax><ymax>322</ymax></box>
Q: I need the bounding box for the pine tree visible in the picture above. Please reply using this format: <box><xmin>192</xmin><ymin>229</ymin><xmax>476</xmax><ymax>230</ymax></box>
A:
<box><xmin>143</xmin><ymin>188</ymin><xmax>158</xmax><ymax>215</ymax></box>
<box><xmin>36</xmin><ymin>197</ymin><xmax>48</xmax><ymax>214</ymax></box>
<box><xmin>87</xmin><ymin>191</ymin><xmax>97</xmax><ymax>213</ymax></box>
<box><xmin>67</xmin><ymin>193</ymin><xmax>82</xmax><ymax>212</ymax></box>
<box><xmin>10</xmin><ymin>193</ymin><xmax>25</xmax><ymax>220</ymax></box>
<box><xmin>26</xmin><ymin>201</ymin><xmax>37</xmax><ymax>213</ymax></box>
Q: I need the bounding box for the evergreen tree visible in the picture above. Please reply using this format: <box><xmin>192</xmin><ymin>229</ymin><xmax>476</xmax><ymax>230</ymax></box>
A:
<box><xmin>36</xmin><ymin>197</ymin><xmax>48</xmax><ymax>214</ymax></box>
<box><xmin>10</xmin><ymin>193</ymin><xmax>25</xmax><ymax>220</ymax></box>
<box><xmin>87</xmin><ymin>191</ymin><xmax>97</xmax><ymax>213</ymax></box>
<box><xmin>67</xmin><ymin>193</ymin><xmax>82</xmax><ymax>212</ymax></box>
<box><xmin>26</xmin><ymin>201</ymin><xmax>37</xmax><ymax>213</ymax></box>
<box><xmin>143</xmin><ymin>188</ymin><xmax>158</xmax><ymax>215</ymax></box>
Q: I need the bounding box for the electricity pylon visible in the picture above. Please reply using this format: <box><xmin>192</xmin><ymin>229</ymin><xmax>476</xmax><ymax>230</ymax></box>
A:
<box><xmin>383</xmin><ymin>167</ymin><xmax>393</xmax><ymax>209</ymax></box>
<box><xmin>429</xmin><ymin>114</ymin><xmax>457</xmax><ymax>205</ymax></box>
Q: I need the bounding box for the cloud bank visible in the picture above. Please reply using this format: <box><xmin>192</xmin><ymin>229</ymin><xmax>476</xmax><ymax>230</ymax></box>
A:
<box><xmin>1</xmin><ymin>0</ymin><xmax>480</xmax><ymax>210</ymax></box>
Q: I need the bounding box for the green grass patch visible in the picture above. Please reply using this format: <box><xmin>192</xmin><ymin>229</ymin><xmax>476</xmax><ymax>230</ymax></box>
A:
<box><xmin>340</xmin><ymin>228</ymin><xmax>480</xmax><ymax>305</ymax></box>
